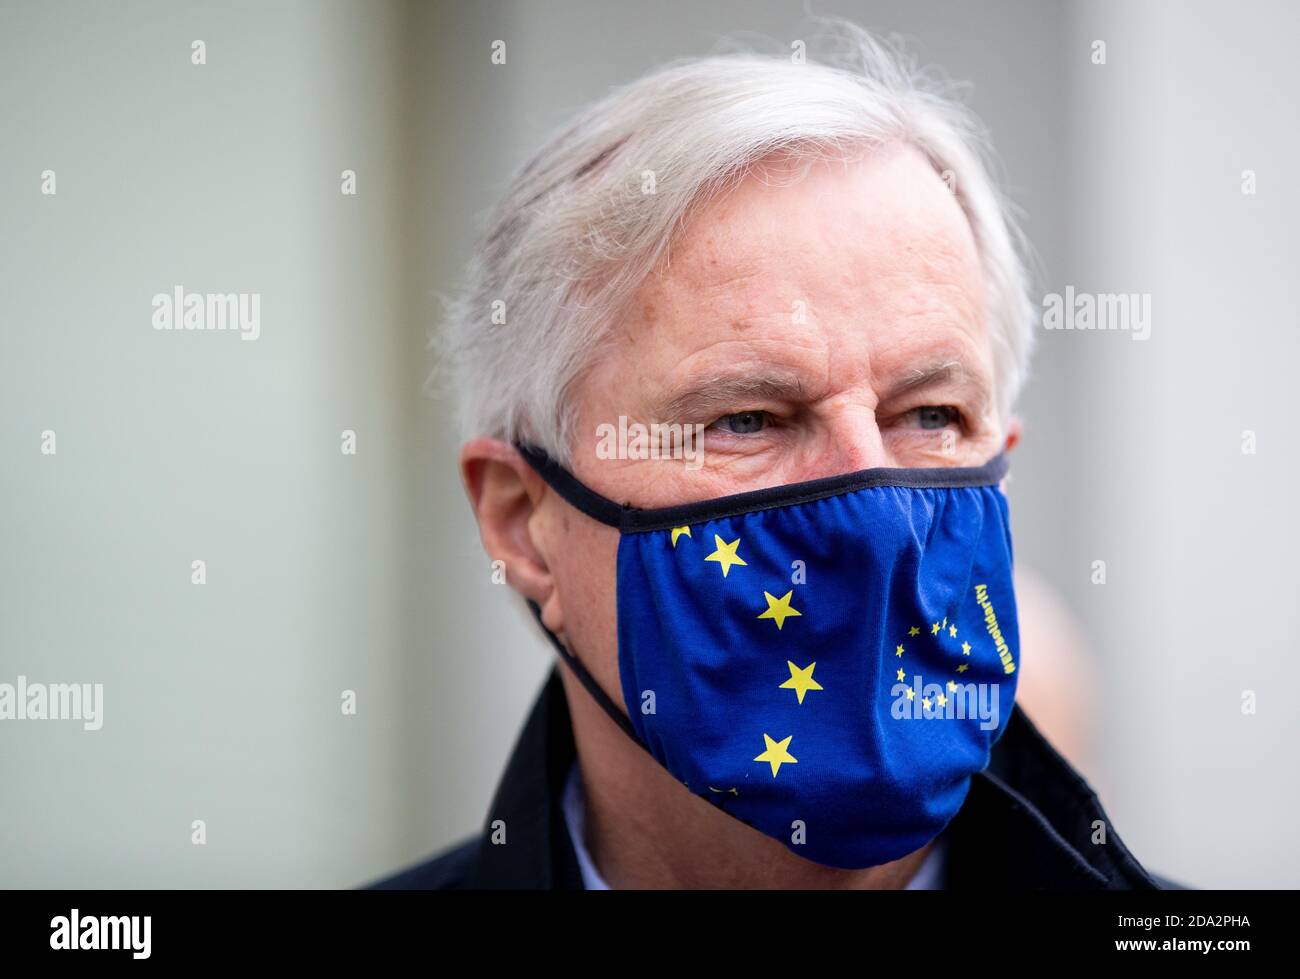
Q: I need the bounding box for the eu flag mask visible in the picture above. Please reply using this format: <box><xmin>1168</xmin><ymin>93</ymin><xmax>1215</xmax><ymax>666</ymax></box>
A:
<box><xmin>516</xmin><ymin>443</ymin><xmax>1021</xmax><ymax>871</ymax></box>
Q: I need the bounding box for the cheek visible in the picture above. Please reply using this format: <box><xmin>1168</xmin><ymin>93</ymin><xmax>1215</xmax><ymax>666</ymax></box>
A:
<box><xmin>544</xmin><ymin>518</ymin><xmax>624</xmax><ymax>697</ymax></box>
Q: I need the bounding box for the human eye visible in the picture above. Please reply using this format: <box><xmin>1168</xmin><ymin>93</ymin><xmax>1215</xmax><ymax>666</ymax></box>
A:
<box><xmin>705</xmin><ymin>410</ymin><xmax>771</xmax><ymax>435</ymax></box>
<box><xmin>901</xmin><ymin>405</ymin><xmax>963</xmax><ymax>431</ymax></box>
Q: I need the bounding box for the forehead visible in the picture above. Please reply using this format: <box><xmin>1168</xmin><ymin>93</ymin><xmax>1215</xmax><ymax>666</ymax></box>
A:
<box><xmin>605</xmin><ymin>142</ymin><xmax>990</xmax><ymax>383</ymax></box>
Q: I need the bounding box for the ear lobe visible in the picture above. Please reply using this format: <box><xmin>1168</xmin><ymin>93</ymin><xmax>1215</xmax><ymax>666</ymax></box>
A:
<box><xmin>460</xmin><ymin>438</ymin><xmax>556</xmax><ymax>610</ymax></box>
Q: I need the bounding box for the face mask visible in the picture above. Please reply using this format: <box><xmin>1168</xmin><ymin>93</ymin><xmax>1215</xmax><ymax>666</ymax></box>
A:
<box><xmin>516</xmin><ymin>443</ymin><xmax>1021</xmax><ymax>871</ymax></box>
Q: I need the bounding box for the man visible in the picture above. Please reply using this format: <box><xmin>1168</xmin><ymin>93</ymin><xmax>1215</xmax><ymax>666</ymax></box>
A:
<box><xmin>374</xmin><ymin>26</ymin><xmax>1182</xmax><ymax>890</ymax></box>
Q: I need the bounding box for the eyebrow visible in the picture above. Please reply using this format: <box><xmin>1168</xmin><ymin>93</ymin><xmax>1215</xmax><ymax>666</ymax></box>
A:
<box><xmin>880</xmin><ymin>359</ymin><xmax>991</xmax><ymax>415</ymax></box>
<box><xmin>652</xmin><ymin>369</ymin><xmax>809</xmax><ymax>423</ymax></box>
<box><xmin>649</xmin><ymin>358</ymin><xmax>992</xmax><ymax>424</ymax></box>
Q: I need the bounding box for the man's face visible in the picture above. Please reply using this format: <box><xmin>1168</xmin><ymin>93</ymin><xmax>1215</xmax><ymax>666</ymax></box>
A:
<box><xmin>526</xmin><ymin>141</ymin><xmax>1012</xmax><ymax>697</ymax></box>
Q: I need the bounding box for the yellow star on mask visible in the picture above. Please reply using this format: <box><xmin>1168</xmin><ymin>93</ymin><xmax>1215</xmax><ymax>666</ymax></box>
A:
<box><xmin>961</xmin><ymin>641</ymin><xmax>972</xmax><ymax>656</ymax></box>
<box><xmin>948</xmin><ymin>624</ymin><xmax>958</xmax><ymax>638</ymax></box>
<box><xmin>671</xmin><ymin>526</ymin><xmax>691</xmax><ymax>548</ymax></box>
<box><xmin>937</xmin><ymin>693</ymin><xmax>947</xmax><ymax>707</ymax></box>
<box><xmin>922</xmin><ymin>697</ymin><xmax>932</xmax><ymax>710</ymax></box>
<box><xmin>704</xmin><ymin>535</ymin><xmax>747</xmax><ymax>577</ymax></box>
<box><xmin>906</xmin><ymin>687</ymin><xmax>916</xmax><ymax>700</ymax></box>
<box><xmin>909</xmin><ymin>626</ymin><xmax>921</xmax><ymax>636</ymax></box>
<box><xmin>758</xmin><ymin>590</ymin><xmax>801</xmax><ymax>629</ymax></box>
<box><xmin>957</xmin><ymin>663</ymin><xmax>969</xmax><ymax>673</ymax></box>
<box><xmin>897</xmin><ymin>668</ymin><xmax>907</xmax><ymax>682</ymax></box>
<box><xmin>780</xmin><ymin>661</ymin><xmax>822</xmax><ymax>704</ymax></box>
<box><xmin>931</xmin><ymin>622</ymin><xmax>941</xmax><ymax>635</ymax></box>
<box><xmin>754</xmin><ymin>734</ymin><xmax>797</xmax><ymax>777</ymax></box>
<box><xmin>895</xmin><ymin>644</ymin><xmax>904</xmax><ymax>657</ymax></box>
<box><xmin>947</xmin><ymin>679</ymin><xmax>958</xmax><ymax>692</ymax></box>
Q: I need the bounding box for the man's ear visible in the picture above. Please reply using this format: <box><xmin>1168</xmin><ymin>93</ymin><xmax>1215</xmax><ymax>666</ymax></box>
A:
<box><xmin>459</xmin><ymin>438</ymin><xmax>558</xmax><ymax>626</ymax></box>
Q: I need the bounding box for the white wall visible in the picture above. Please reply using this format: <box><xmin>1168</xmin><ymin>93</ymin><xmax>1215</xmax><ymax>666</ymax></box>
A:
<box><xmin>1062</xmin><ymin>0</ymin><xmax>1300</xmax><ymax>887</ymax></box>
<box><xmin>0</xmin><ymin>0</ymin><xmax>419</xmax><ymax>887</ymax></box>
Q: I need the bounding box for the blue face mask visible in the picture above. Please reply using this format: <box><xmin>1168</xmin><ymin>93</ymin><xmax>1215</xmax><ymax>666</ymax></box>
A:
<box><xmin>516</xmin><ymin>444</ymin><xmax>1021</xmax><ymax>871</ymax></box>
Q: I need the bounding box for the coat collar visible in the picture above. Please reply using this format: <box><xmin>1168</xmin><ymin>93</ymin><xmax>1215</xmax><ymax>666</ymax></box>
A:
<box><xmin>466</xmin><ymin>663</ymin><xmax>1161</xmax><ymax>889</ymax></box>
<box><xmin>465</xmin><ymin>664</ymin><xmax>584</xmax><ymax>889</ymax></box>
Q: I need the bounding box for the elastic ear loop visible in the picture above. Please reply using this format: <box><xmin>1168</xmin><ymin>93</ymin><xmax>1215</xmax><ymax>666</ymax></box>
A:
<box><xmin>514</xmin><ymin>445</ymin><xmax>651</xmax><ymax>752</ymax></box>
<box><xmin>524</xmin><ymin>599</ymin><xmax>653</xmax><ymax>757</ymax></box>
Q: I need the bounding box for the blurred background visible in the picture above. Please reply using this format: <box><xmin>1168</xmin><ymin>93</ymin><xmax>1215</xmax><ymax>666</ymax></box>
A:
<box><xmin>1</xmin><ymin>0</ymin><xmax>1296</xmax><ymax>888</ymax></box>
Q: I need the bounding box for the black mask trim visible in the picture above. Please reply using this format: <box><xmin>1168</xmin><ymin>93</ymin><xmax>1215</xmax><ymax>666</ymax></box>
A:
<box><xmin>515</xmin><ymin>442</ymin><xmax>1009</xmax><ymax>533</ymax></box>
<box><xmin>525</xmin><ymin>599</ymin><xmax>653</xmax><ymax>755</ymax></box>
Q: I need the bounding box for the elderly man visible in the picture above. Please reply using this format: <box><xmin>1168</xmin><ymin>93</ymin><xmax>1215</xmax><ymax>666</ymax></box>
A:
<box><xmin>375</xmin><ymin>28</ymin><xmax>1179</xmax><ymax>890</ymax></box>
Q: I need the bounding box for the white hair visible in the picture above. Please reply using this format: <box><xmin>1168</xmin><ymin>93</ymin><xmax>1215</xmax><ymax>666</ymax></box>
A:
<box><xmin>439</xmin><ymin>22</ymin><xmax>1037</xmax><ymax>466</ymax></box>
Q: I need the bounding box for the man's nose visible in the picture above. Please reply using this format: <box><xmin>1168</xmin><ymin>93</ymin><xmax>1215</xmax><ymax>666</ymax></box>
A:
<box><xmin>816</xmin><ymin>408</ymin><xmax>889</xmax><ymax>475</ymax></box>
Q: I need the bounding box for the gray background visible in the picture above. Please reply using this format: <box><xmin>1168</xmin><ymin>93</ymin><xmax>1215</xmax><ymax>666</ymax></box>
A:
<box><xmin>1</xmin><ymin>0</ymin><xmax>1295</xmax><ymax>888</ymax></box>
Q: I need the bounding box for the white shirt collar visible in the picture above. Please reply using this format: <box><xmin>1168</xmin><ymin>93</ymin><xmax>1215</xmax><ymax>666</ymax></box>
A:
<box><xmin>561</xmin><ymin>759</ymin><xmax>946</xmax><ymax>889</ymax></box>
